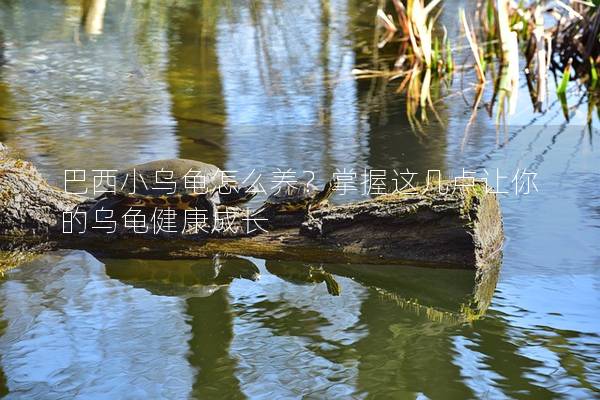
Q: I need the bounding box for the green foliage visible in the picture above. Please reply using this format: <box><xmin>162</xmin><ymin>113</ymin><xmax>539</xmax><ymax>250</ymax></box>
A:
<box><xmin>432</xmin><ymin>36</ymin><xmax>440</xmax><ymax>70</ymax></box>
<box><xmin>445</xmin><ymin>39</ymin><xmax>453</xmax><ymax>72</ymax></box>
<box><xmin>557</xmin><ymin>63</ymin><xmax>571</xmax><ymax>96</ymax></box>
<box><xmin>590</xmin><ymin>58</ymin><xmax>598</xmax><ymax>90</ymax></box>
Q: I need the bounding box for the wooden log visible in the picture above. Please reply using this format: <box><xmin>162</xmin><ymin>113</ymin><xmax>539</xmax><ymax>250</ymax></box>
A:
<box><xmin>0</xmin><ymin>144</ymin><xmax>503</xmax><ymax>268</ymax></box>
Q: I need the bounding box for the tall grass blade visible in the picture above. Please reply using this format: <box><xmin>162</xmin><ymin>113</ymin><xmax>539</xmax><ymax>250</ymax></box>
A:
<box><xmin>460</xmin><ymin>9</ymin><xmax>486</xmax><ymax>83</ymax></box>
<box><xmin>557</xmin><ymin>60</ymin><xmax>571</xmax><ymax>96</ymax></box>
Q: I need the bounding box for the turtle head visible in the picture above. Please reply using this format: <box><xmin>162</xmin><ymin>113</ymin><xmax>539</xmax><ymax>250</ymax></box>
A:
<box><xmin>314</xmin><ymin>176</ymin><xmax>338</xmax><ymax>205</ymax></box>
<box><xmin>324</xmin><ymin>176</ymin><xmax>338</xmax><ymax>194</ymax></box>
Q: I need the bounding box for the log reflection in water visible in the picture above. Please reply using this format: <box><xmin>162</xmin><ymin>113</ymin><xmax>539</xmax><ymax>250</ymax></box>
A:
<box><xmin>270</xmin><ymin>258</ymin><xmax>501</xmax><ymax>324</ymax></box>
<box><xmin>0</xmin><ymin>249</ymin><xmax>501</xmax><ymax>398</ymax></box>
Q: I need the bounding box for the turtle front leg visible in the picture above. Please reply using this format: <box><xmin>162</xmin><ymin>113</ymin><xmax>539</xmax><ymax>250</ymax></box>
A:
<box><xmin>208</xmin><ymin>200</ymin><xmax>218</xmax><ymax>233</ymax></box>
<box><xmin>306</xmin><ymin>202</ymin><xmax>316</xmax><ymax>222</ymax></box>
<box><xmin>189</xmin><ymin>196</ymin><xmax>218</xmax><ymax>234</ymax></box>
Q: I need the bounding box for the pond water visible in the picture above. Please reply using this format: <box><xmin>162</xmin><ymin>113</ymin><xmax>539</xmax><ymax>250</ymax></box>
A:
<box><xmin>1</xmin><ymin>0</ymin><xmax>599</xmax><ymax>398</ymax></box>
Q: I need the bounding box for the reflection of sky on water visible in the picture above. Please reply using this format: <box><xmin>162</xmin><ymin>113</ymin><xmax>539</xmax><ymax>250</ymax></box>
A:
<box><xmin>442</xmin><ymin>74</ymin><xmax>600</xmax><ymax>393</ymax></box>
<box><xmin>0</xmin><ymin>254</ymin><xmax>393</xmax><ymax>399</ymax></box>
<box><xmin>0</xmin><ymin>252</ymin><xmax>193</xmax><ymax>399</ymax></box>
<box><xmin>0</xmin><ymin>0</ymin><xmax>178</xmax><ymax>177</ymax></box>
<box><xmin>439</xmin><ymin>77</ymin><xmax>600</xmax><ymax>393</ymax></box>
<box><xmin>228</xmin><ymin>259</ymin><xmax>367</xmax><ymax>398</ymax></box>
<box><xmin>217</xmin><ymin>0</ymin><xmax>366</xmax><ymax>186</ymax></box>
<box><xmin>0</xmin><ymin>0</ymin><xmax>599</xmax><ymax>397</ymax></box>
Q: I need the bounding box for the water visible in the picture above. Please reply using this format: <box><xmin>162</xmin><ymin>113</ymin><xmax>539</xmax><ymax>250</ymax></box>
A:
<box><xmin>1</xmin><ymin>0</ymin><xmax>599</xmax><ymax>398</ymax></box>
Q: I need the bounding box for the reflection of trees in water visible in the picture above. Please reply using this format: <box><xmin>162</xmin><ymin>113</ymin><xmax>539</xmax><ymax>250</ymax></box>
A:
<box><xmin>0</xmin><ymin>29</ymin><xmax>15</xmax><ymax>140</ymax></box>
<box><xmin>458</xmin><ymin>315</ymin><xmax>558</xmax><ymax>398</ymax></box>
<box><xmin>0</xmin><ymin>303</ymin><xmax>7</xmax><ymax>397</ymax></box>
<box><xmin>347</xmin><ymin>0</ymin><xmax>450</xmax><ymax>181</ymax></box>
<box><xmin>319</xmin><ymin>0</ymin><xmax>335</xmax><ymax>175</ymax></box>
<box><xmin>0</xmin><ymin>30</ymin><xmax>5</xmax><ymax>67</ymax></box>
<box><xmin>456</xmin><ymin>312</ymin><xmax>600</xmax><ymax>398</ymax></box>
<box><xmin>232</xmin><ymin>260</ymin><xmax>497</xmax><ymax>397</ymax></box>
<box><xmin>217</xmin><ymin>0</ymin><xmax>364</xmax><ymax>183</ymax></box>
<box><xmin>186</xmin><ymin>290</ymin><xmax>245</xmax><ymax>399</ymax></box>
<box><xmin>322</xmin><ymin>261</ymin><xmax>498</xmax><ymax>397</ymax></box>
<box><xmin>102</xmin><ymin>256</ymin><xmax>259</xmax><ymax>399</ymax></box>
<box><xmin>166</xmin><ymin>0</ymin><xmax>227</xmax><ymax>166</ymax></box>
<box><xmin>0</xmin><ymin>0</ymin><xmax>177</xmax><ymax>176</ymax></box>
<box><xmin>353</xmin><ymin>70</ymin><xmax>449</xmax><ymax>182</ymax></box>
<box><xmin>81</xmin><ymin>0</ymin><xmax>107</xmax><ymax>35</ymax></box>
<box><xmin>0</xmin><ymin>251</ymin><xmax>594</xmax><ymax>397</ymax></box>
<box><xmin>227</xmin><ymin>262</ymin><xmax>366</xmax><ymax>398</ymax></box>
<box><xmin>343</xmin><ymin>259</ymin><xmax>597</xmax><ymax>398</ymax></box>
<box><xmin>354</xmin><ymin>291</ymin><xmax>475</xmax><ymax>398</ymax></box>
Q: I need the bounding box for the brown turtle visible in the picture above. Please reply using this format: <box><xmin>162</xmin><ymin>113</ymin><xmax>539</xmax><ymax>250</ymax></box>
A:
<box><xmin>87</xmin><ymin>159</ymin><xmax>255</xmax><ymax>224</ymax></box>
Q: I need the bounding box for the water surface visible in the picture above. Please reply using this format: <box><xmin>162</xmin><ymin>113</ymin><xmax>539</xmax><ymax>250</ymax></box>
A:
<box><xmin>0</xmin><ymin>0</ymin><xmax>599</xmax><ymax>398</ymax></box>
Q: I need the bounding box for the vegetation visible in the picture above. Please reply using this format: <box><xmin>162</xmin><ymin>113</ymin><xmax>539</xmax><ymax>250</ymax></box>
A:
<box><xmin>355</xmin><ymin>0</ymin><xmax>600</xmax><ymax>128</ymax></box>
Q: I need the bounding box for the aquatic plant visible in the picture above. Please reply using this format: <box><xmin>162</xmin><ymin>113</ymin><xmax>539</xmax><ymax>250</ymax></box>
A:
<box><xmin>359</xmin><ymin>0</ymin><xmax>600</xmax><ymax>130</ymax></box>
<box><xmin>460</xmin><ymin>8</ymin><xmax>486</xmax><ymax>83</ymax></box>
<box><xmin>357</xmin><ymin>0</ymin><xmax>451</xmax><ymax>124</ymax></box>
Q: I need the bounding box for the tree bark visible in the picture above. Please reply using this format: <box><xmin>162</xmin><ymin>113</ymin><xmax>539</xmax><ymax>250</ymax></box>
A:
<box><xmin>0</xmin><ymin>146</ymin><xmax>503</xmax><ymax>268</ymax></box>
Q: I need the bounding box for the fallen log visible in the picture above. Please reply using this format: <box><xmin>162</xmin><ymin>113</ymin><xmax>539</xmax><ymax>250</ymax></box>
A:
<box><xmin>0</xmin><ymin>144</ymin><xmax>503</xmax><ymax>269</ymax></box>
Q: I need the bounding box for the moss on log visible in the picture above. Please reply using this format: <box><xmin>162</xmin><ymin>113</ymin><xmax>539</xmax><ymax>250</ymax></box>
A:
<box><xmin>0</xmin><ymin>145</ymin><xmax>503</xmax><ymax>268</ymax></box>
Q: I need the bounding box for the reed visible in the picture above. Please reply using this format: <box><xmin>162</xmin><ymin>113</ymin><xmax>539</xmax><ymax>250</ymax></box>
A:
<box><xmin>524</xmin><ymin>6</ymin><xmax>550</xmax><ymax>111</ymax></box>
<box><xmin>460</xmin><ymin>9</ymin><xmax>486</xmax><ymax>83</ymax></box>
<box><xmin>363</xmin><ymin>0</ymin><xmax>600</xmax><ymax>129</ymax></box>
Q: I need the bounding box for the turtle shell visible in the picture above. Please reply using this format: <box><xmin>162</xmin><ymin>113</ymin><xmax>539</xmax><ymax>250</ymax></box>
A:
<box><xmin>104</xmin><ymin>257</ymin><xmax>260</xmax><ymax>297</ymax></box>
<box><xmin>266</xmin><ymin>179</ymin><xmax>319</xmax><ymax>205</ymax></box>
<box><xmin>112</xmin><ymin>158</ymin><xmax>232</xmax><ymax>197</ymax></box>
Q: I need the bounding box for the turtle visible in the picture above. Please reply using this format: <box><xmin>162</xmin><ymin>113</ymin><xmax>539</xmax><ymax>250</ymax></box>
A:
<box><xmin>266</xmin><ymin>260</ymin><xmax>341</xmax><ymax>296</ymax></box>
<box><xmin>253</xmin><ymin>174</ymin><xmax>338</xmax><ymax>219</ymax></box>
<box><xmin>87</xmin><ymin>158</ymin><xmax>256</xmax><ymax>225</ymax></box>
<box><xmin>103</xmin><ymin>255</ymin><xmax>260</xmax><ymax>298</ymax></box>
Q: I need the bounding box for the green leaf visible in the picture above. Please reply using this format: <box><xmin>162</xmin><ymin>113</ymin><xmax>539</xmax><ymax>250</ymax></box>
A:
<box><xmin>557</xmin><ymin>63</ymin><xmax>571</xmax><ymax>96</ymax></box>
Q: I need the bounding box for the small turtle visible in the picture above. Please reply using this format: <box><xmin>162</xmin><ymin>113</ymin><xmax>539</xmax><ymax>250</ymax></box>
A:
<box><xmin>87</xmin><ymin>159</ymin><xmax>255</xmax><ymax>225</ymax></box>
<box><xmin>266</xmin><ymin>261</ymin><xmax>341</xmax><ymax>296</ymax></box>
<box><xmin>253</xmin><ymin>174</ymin><xmax>337</xmax><ymax>218</ymax></box>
